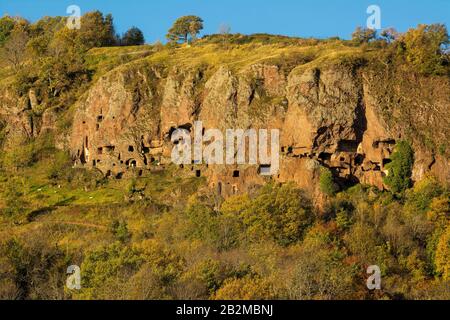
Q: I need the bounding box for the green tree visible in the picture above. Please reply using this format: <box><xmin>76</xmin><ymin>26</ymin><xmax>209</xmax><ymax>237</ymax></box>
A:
<box><xmin>0</xmin><ymin>15</ymin><xmax>16</xmax><ymax>46</ymax></box>
<box><xmin>166</xmin><ymin>15</ymin><xmax>204</xmax><ymax>43</ymax></box>
<box><xmin>110</xmin><ymin>220</ymin><xmax>132</xmax><ymax>243</ymax></box>
<box><xmin>121</xmin><ymin>27</ymin><xmax>145</xmax><ymax>46</ymax></box>
<box><xmin>240</xmin><ymin>183</ymin><xmax>314</xmax><ymax>246</ymax></box>
<box><xmin>383</xmin><ymin>141</ymin><xmax>414</xmax><ymax>195</ymax></box>
<box><xmin>78</xmin><ymin>11</ymin><xmax>116</xmax><ymax>49</ymax></box>
<box><xmin>352</xmin><ymin>26</ymin><xmax>377</xmax><ymax>44</ymax></box>
<box><xmin>435</xmin><ymin>224</ymin><xmax>450</xmax><ymax>280</ymax></box>
<box><xmin>319</xmin><ymin>167</ymin><xmax>338</xmax><ymax>196</ymax></box>
<box><xmin>401</xmin><ymin>24</ymin><xmax>449</xmax><ymax>75</ymax></box>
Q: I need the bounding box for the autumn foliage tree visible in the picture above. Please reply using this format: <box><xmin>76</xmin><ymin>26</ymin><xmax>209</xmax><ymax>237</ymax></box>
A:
<box><xmin>400</xmin><ymin>24</ymin><xmax>449</xmax><ymax>75</ymax></box>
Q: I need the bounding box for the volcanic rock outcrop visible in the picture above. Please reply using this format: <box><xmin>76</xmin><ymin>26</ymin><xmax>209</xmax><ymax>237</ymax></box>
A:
<box><xmin>65</xmin><ymin>56</ymin><xmax>449</xmax><ymax>198</ymax></box>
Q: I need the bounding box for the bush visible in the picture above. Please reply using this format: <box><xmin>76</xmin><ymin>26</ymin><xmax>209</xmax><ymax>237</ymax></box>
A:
<box><xmin>435</xmin><ymin>225</ymin><xmax>450</xmax><ymax>280</ymax></box>
<box><xmin>213</xmin><ymin>276</ymin><xmax>276</xmax><ymax>300</ymax></box>
<box><xmin>319</xmin><ymin>167</ymin><xmax>338</xmax><ymax>196</ymax></box>
<box><xmin>383</xmin><ymin>141</ymin><xmax>414</xmax><ymax>195</ymax></box>
<box><xmin>46</xmin><ymin>151</ymin><xmax>72</xmax><ymax>181</ymax></box>
<box><xmin>110</xmin><ymin>220</ymin><xmax>132</xmax><ymax>243</ymax></box>
<box><xmin>240</xmin><ymin>183</ymin><xmax>314</xmax><ymax>246</ymax></box>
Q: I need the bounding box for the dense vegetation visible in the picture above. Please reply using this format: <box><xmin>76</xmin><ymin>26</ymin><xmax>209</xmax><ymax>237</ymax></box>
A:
<box><xmin>0</xmin><ymin>12</ymin><xmax>448</xmax><ymax>300</ymax></box>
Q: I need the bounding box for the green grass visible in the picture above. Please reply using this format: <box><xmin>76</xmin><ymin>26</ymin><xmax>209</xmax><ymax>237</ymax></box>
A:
<box><xmin>85</xmin><ymin>45</ymin><xmax>155</xmax><ymax>80</ymax></box>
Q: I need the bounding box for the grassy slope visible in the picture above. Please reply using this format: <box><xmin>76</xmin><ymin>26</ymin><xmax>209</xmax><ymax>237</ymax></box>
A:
<box><xmin>0</xmin><ymin>40</ymin><xmax>385</xmax><ymax>253</ymax></box>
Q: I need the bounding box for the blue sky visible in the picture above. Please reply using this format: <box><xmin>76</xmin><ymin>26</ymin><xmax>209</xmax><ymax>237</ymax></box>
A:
<box><xmin>1</xmin><ymin>0</ymin><xmax>449</xmax><ymax>43</ymax></box>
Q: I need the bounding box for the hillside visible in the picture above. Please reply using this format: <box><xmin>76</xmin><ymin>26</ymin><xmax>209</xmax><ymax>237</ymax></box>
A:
<box><xmin>0</xmin><ymin>16</ymin><xmax>449</xmax><ymax>300</ymax></box>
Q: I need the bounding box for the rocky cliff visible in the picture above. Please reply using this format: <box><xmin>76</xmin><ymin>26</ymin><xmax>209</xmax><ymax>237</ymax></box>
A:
<box><xmin>1</xmin><ymin>43</ymin><xmax>449</xmax><ymax>199</ymax></box>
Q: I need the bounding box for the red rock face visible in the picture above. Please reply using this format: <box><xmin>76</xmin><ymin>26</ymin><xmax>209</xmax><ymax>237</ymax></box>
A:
<box><xmin>55</xmin><ymin>61</ymin><xmax>448</xmax><ymax>196</ymax></box>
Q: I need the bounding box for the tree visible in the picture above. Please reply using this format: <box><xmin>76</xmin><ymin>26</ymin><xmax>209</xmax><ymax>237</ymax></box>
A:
<box><xmin>121</xmin><ymin>27</ymin><xmax>145</xmax><ymax>46</ymax></box>
<box><xmin>383</xmin><ymin>141</ymin><xmax>414</xmax><ymax>195</ymax></box>
<box><xmin>218</xmin><ymin>23</ymin><xmax>231</xmax><ymax>47</ymax></box>
<box><xmin>3</xmin><ymin>26</ymin><xmax>29</xmax><ymax>71</ymax></box>
<box><xmin>240</xmin><ymin>183</ymin><xmax>314</xmax><ymax>246</ymax></box>
<box><xmin>435</xmin><ymin>224</ymin><xmax>450</xmax><ymax>280</ymax></box>
<box><xmin>213</xmin><ymin>276</ymin><xmax>276</xmax><ymax>300</ymax></box>
<box><xmin>352</xmin><ymin>26</ymin><xmax>377</xmax><ymax>44</ymax></box>
<box><xmin>287</xmin><ymin>244</ymin><xmax>356</xmax><ymax>300</ymax></box>
<box><xmin>166</xmin><ymin>16</ymin><xmax>203</xmax><ymax>43</ymax></box>
<box><xmin>77</xmin><ymin>11</ymin><xmax>116</xmax><ymax>49</ymax></box>
<box><xmin>319</xmin><ymin>167</ymin><xmax>338</xmax><ymax>196</ymax></box>
<box><xmin>401</xmin><ymin>24</ymin><xmax>449</xmax><ymax>75</ymax></box>
<box><xmin>380</xmin><ymin>28</ymin><xmax>399</xmax><ymax>43</ymax></box>
<box><xmin>0</xmin><ymin>15</ymin><xmax>16</xmax><ymax>46</ymax></box>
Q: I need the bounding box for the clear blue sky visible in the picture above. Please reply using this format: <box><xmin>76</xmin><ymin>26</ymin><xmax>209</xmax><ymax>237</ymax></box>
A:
<box><xmin>1</xmin><ymin>0</ymin><xmax>449</xmax><ymax>43</ymax></box>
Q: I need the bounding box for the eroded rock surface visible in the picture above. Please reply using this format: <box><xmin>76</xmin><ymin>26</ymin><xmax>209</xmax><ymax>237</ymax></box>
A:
<box><xmin>63</xmin><ymin>57</ymin><xmax>450</xmax><ymax>198</ymax></box>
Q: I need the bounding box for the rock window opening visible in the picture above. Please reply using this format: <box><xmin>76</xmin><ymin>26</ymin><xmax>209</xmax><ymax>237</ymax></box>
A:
<box><xmin>196</xmin><ymin>170</ymin><xmax>201</xmax><ymax>178</ymax></box>
<box><xmin>126</xmin><ymin>159</ymin><xmax>137</xmax><ymax>167</ymax></box>
<box><xmin>128</xmin><ymin>146</ymin><xmax>134</xmax><ymax>152</ymax></box>
<box><xmin>233</xmin><ymin>170</ymin><xmax>240</xmax><ymax>178</ymax></box>
<box><xmin>319</xmin><ymin>152</ymin><xmax>332</xmax><ymax>161</ymax></box>
<box><xmin>259</xmin><ymin>165</ymin><xmax>272</xmax><ymax>175</ymax></box>
<box><xmin>354</xmin><ymin>154</ymin><xmax>364</xmax><ymax>165</ymax></box>
<box><xmin>337</xmin><ymin>140</ymin><xmax>358</xmax><ymax>153</ymax></box>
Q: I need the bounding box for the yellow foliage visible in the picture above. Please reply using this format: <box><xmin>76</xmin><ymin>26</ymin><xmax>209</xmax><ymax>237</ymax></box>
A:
<box><xmin>435</xmin><ymin>224</ymin><xmax>450</xmax><ymax>280</ymax></box>
<box><xmin>213</xmin><ymin>276</ymin><xmax>276</xmax><ymax>300</ymax></box>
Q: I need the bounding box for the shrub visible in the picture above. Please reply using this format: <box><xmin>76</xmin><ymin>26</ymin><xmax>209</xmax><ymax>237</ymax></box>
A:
<box><xmin>435</xmin><ymin>225</ymin><xmax>450</xmax><ymax>280</ymax></box>
<box><xmin>213</xmin><ymin>276</ymin><xmax>276</xmax><ymax>300</ymax></box>
<box><xmin>319</xmin><ymin>167</ymin><xmax>338</xmax><ymax>196</ymax></box>
<box><xmin>46</xmin><ymin>151</ymin><xmax>72</xmax><ymax>181</ymax></box>
<box><xmin>110</xmin><ymin>220</ymin><xmax>132</xmax><ymax>243</ymax></box>
<box><xmin>383</xmin><ymin>141</ymin><xmax>414</xmax><ymax>195</ymax></box>
<box><xmin>240</xmin><ymin>183</ymin><xmax>314</xmax><ymax>246</ymax></box>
